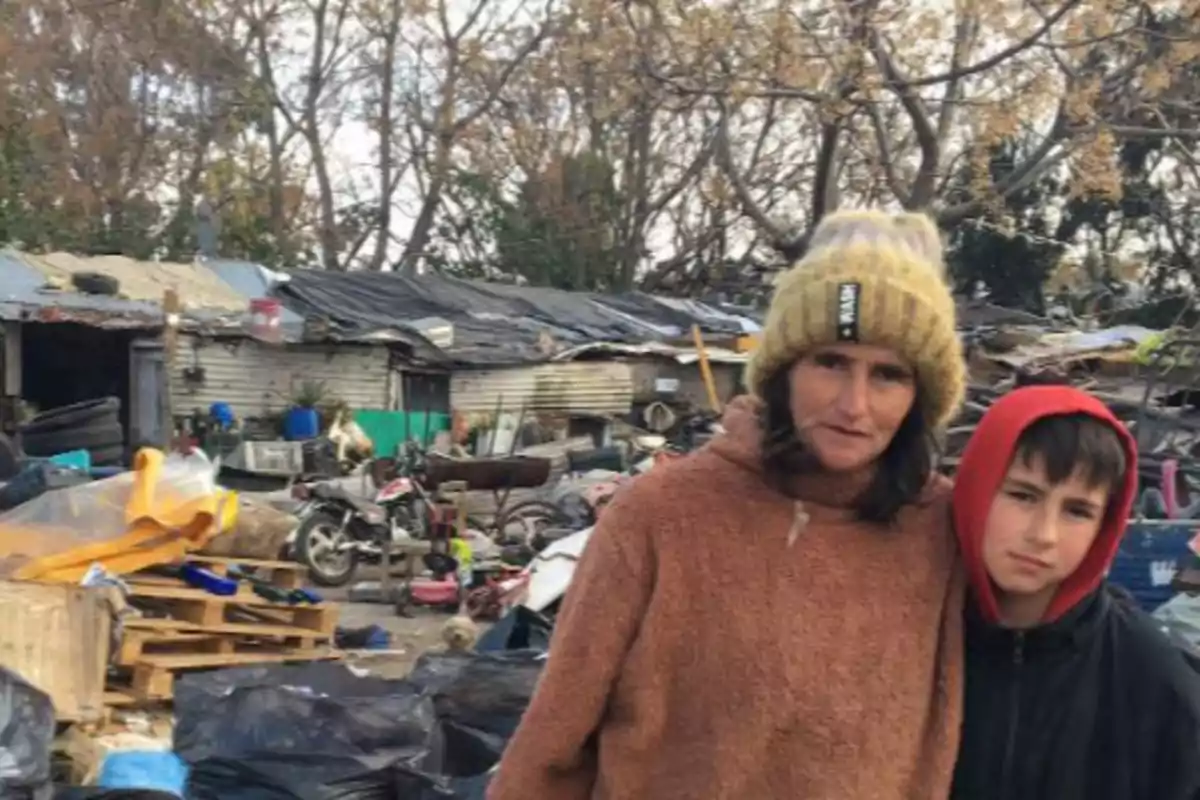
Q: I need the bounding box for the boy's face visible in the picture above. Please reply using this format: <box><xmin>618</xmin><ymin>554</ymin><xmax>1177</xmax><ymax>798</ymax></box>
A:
<box><xmin>981</xmin><ymin>452</ymin><xmax>1111</xmax><ymax>598</ymax></box>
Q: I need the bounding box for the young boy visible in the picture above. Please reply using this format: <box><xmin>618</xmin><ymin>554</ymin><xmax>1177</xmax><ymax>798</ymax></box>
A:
<box><xmin>950</xmin><ymin>385</ymin><xmax>1200</xmax><ymax>800</ymax></box>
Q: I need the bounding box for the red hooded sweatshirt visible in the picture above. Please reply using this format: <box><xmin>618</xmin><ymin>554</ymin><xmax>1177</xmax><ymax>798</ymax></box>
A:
<box><xmin>951</xmin><ymin>385</ymin><xmax>1139</xmax><ymax>623</ymax></box>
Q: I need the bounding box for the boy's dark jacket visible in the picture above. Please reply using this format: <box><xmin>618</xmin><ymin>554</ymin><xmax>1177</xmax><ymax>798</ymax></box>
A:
<box><xmin>950</xmin><ymin>386</ymin><xmax>1200</xmax><ymax>800</ymax></box>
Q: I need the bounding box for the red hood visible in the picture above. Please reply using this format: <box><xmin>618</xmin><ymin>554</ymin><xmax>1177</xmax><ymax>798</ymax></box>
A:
<box><xmin>952</xmin><ymin>386</ymin><xmax>1138</xmax><ymax>624</ymax></box>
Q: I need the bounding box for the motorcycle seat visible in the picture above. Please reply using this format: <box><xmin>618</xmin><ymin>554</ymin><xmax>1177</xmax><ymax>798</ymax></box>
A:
<box><xmin>312</xmin><ymin>484</ymin><xmax>388</xmax><ymax>525</ymax></box>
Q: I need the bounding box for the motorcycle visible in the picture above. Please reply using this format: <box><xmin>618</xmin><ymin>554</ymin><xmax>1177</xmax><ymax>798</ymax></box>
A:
<box><xmin>291</xmin><ymin>443</ymin><xmax>439</xmax><ymax>587</ymax></box>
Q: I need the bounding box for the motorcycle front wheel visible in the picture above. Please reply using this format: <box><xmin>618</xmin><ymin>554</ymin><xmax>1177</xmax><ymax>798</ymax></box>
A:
<box><xmin>295</xmin><ymin>510</ymin><xmax>359</xmax><ymax>587</ymax></box>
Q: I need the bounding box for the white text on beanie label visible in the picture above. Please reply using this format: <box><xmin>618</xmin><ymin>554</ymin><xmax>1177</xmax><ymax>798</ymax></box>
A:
<box><xmin>836</xmin><ymin>282</ymin><xmax>861</xmax><ymax>342</ymax></box>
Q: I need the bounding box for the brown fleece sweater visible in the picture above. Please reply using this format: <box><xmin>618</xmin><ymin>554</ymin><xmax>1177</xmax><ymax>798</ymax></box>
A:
<box><xmin>488</xmin><ymin>397</ymin><xmax>964</xmax><ymax>800</ymax></box>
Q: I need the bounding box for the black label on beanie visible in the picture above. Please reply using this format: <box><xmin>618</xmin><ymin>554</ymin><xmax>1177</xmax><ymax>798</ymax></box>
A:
<box><xmin>836</xmin><ymin>282</ymin><xmax>861</xmax><ymax>341</ymax></box>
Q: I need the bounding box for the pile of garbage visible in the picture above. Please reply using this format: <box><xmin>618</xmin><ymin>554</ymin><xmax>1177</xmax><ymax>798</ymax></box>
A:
<box><xmin>3</xmin><ymin>611</ymin><xmax>553</xmax><ymax>799</ymax></box>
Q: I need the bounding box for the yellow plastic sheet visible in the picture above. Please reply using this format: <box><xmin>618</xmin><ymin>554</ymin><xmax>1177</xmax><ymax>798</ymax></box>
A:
<box><xmin>0</xmin><ymin>448</ymin><xmax>238</xmax><ymax>582</ymax></box>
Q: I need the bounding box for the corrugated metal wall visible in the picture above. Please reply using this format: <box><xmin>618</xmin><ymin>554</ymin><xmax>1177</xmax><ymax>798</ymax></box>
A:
<box><xmin>451</xmin><ymin>362</ymin><xmax>633</xmax><ymax>414</ymax></box>
<box><xmin>627</xmin><ymin>359</ymin><xmax>741</xmax><ymax>407</ymax></box>
<box><xmin>171</xmin><ymin>335</ymin><xmax>393</xmax><ymax>418</ymax></box>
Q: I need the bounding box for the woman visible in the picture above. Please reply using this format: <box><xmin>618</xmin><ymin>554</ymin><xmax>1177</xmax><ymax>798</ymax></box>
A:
<box><xmin>488</xmin><ymin>210</ymin><xmax>968</xmax><ymax>799</ymax></box>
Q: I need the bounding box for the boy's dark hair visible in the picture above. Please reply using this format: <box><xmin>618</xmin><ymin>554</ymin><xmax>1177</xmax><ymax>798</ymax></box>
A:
<box><xmin>1014</xmin><ymin>412</ymin><xmax>1127</xmax><ymax>491</ymax></box>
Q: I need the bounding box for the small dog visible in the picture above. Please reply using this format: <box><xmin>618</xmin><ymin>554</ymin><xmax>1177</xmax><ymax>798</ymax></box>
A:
<box><xmin>441</xmin><ymin>614</ymin><xmax>480</xmax><ymax>652</ymax></box>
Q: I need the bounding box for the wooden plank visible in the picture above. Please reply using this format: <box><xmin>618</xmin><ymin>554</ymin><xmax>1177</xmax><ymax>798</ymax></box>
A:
<box><xmin>179</xmin><ymin>556</ymin><xmax>305</xmax><ymax>590</ymax></box>
<box><xmin>125</xmin><ymin>582</ymin><xmax>301</xmax><ymax>606</ymax></box>
<box><xmin>0</xmin><ymin>582</ymin><xmax>110</xmax><ymax>723</ymax></box>
<box><xmin>124</xmin><ymin>583</ymin><xmax>338</xmax><ymax>635</ymax></box>
<box><xmin>130</xmin><ymin>648</ymin><xmax>342</xmax><ymax>700</ymax></box>
<box><xmin>137</xmin><ymin>649</ymin><xmax>339</xmax><ymax>669</ymax></box>
<box><xmin>119</xmin><ymin>633</ymin><xmax>323</xmax><ymax>665</ymax></box>
<box><xmin>117</xmin><ymin>630</ymin><xmax>223</xmax><ymax>665</ymax></box>
<box><xmin>103</xmin><ymin>687</ymin><xmax>147</xmax><ymax>708</ymax></box>
<box><xmin>124</xmin><ymin>616</ymin><xmax>330</xmax><ymax>640</ymax></box>
<box><xmin>116</xmin><ymin>617</ymin><xmax>329</xmax><ymax>665</ymax></box>
<box><xmin>183</xmin><ymin>555</ymin><xmax>304</xmax><ymax>571</ymax></box>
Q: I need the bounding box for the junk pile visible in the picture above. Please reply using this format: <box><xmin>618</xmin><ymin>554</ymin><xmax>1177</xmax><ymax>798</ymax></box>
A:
<box><xmin>175</xmin><ymin>650</ymin><xmax>542</xmax><ymax>799</ymax></box>
<box><xmin>279</xmin><ymin>407</ymin><xmax>721</xmax><ymax>627</ymax></box>
<box><xmin>0</xmin><ymin>448</ymin><xmax>344</xmax><ymax>709</ymax></box>
<box><xmin>0</xmin><ymin>632</ymin><xmax>548</xmax><ymax>798</ymax></box>
<box><xmin>0</xmin><ymin>407</ymin><xmax>554</xmax><ymax>797</ymax></box>
<box><xmin>452</xmin><ymin>412</ymin><xmax>722</xmax><ymax>624</ymax></box>
<box><xmin>0</xmin><ymin>424</ymin><xmax>354</xmax><ymax>794</ymax></box>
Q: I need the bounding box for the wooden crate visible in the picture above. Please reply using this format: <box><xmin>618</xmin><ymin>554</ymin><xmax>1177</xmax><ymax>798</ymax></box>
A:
<box><xmin>0</xmin><ymin>581</ymin><xmax>110</xmax><ymax>722</ymax></box>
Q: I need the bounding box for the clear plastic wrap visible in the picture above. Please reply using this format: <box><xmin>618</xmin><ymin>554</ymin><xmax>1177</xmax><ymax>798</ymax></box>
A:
<box><xmin>0</xmin><ymin>449</ymin><xmax>237</xmax><ymax>582</ymax></box>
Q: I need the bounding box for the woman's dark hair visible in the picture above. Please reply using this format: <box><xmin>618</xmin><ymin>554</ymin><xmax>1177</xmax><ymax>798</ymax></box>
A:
<box><xmin>759</xmin><ymin>366</ymin><xmax>938</xmax><ymax>525</ymax></box>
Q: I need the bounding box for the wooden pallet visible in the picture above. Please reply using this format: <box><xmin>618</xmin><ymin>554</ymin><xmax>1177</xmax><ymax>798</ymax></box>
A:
<box><xmin>123</xmin><ymin>580</ymin><xmax>338</xmax><ymax>636</ymax></box>
<box><xmin>102</xmin><ymin>558</ymin><xmax>342</xmax><ymax>705</ymax></box>
<box><xmin>116</xmin><ymin>617</ymin><xmax>333</xmax><ymax>665</ymax></box>
<box><xmin>113</xmin><ymin>648</ymin><xmax>343</xmax><ymax>701</ymax></box>
<box><xmin>179</xmin><ymin>555</ymin><xmax>308</xmax><ymax>590</ymax></box>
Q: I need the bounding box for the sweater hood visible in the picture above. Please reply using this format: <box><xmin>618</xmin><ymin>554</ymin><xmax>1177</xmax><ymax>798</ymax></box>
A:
<box><xmin>952</xmin><ymin>386</ymin><xmax>1138</xmax><ymax>624</ymax></box>
<box><xmin>707</xmin><ymin>395</ymin><xmax>767</xmax><ymax>473</ymax></box>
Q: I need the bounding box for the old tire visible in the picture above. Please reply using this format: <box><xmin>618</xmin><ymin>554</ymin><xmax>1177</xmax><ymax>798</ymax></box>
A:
<box><xmin>21</xmin><ymin>397</ymin><xmax>120</xmax><ymax>435</ymax></box>
<box><xmin>22</xmin><ymin>422</ymin><xmax>124</xmax><ymax>457</ymax></box>
<box><xmin>0</xmin><ymin>434</ymin><xmax>19</xmax><ymax>480</ymax></box>
<box><xmin>71</xmin><ymin>272</ymin><xmax>120</xmax><ymax>296</ymax></box>
<box><xmin>89</xmin><ymin>444</ymin><xmax>126</xmax><ymax>466</ymax></box>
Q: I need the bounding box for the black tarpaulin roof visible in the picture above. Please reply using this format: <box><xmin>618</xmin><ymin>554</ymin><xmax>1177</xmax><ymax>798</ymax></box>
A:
<box><xmin>274</xmin><ymin>270</ymin><xmax>752</xmax><ymax>365</ymax></box>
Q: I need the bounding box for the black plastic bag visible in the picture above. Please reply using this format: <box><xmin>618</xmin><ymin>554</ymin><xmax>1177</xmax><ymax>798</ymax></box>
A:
<box><xmin>174</xmin><ymin>662</ymin><xmax>441</xmax><ymax>800</ymax></box>
<box><xmin>54</xmin><ymin>791</ymin><xmax>175</xmax><ymax>800</ymax></box>
<box><xmin>474</xmin><ymin>606</ymin><xmax>553</xmax><ymax>653</ymax></box>
<box><xmin>408</xmin><ymin>651</ymin><xmax>544</xmax><ymax>776</ymax></box>
<box><xmin>409</xmin><ymin>650</ymin><xmax>544</xmax><ymax>738</ymax></box>
<box><xmin>185</xmin><ymin>754</ymin><xmax>422</xmax><ymax>800</ymax></box>
<box><xmin>0</xmin><ymin>667</ymin><xmax>55</xmax><ymax>799</ymax></box>
<box><xmin>410</xmin><ymin>773</ymin><xmax>492</xmax><ymax>799</ymax></box>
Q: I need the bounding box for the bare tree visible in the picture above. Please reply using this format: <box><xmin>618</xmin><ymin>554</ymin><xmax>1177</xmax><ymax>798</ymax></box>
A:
<box><xmin>629</xmin><ymin>0</ymin><xmax>1200</xmax><ymax>257</ymax></box>
<box><xmin>441</xmin><ymin>0</ymin><xmax>724</xmax><ymax>290</ymax></box>
<box><xmin>356</xmin><ymin>0</ymin><xmax>411</xmax><ymax>270</ymax></box>
<box><xmin>393</xmin><ymin>0</ymin><xmax>558</xmax><ymax>273</ymax></box>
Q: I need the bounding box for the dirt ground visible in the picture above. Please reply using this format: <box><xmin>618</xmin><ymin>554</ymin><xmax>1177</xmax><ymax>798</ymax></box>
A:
<box><xmin>336</xmin><ymin>602</ymin><xmax>455</xmax><ymax>678</ymax></box>
<box><xmin>318</xmin><ymin>567</ymin><xmax>467</xmax><ymax>679</ymax></box>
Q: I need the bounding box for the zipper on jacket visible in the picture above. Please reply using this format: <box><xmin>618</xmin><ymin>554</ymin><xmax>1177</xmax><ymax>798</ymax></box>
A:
<box><xmin>999</xmin><ymin>633</ymin><xmax>1024</xmax><ymax>799</ymax></box>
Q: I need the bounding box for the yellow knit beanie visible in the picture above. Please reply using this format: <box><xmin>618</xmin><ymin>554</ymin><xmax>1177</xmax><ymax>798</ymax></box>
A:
<box><xmin>745</xmin><ymin>209</ymin><xmax>965</xmax><ymax>430</ymax></box>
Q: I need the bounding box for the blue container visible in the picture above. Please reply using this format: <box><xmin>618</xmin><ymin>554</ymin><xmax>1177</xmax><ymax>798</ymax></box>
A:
<box><xmin>47</xmin><ymin>449</ymin><xmax>91</xmax><ymax>470</ymax></box>
<box><xmin>284</xmin><ymin>406</ymin><xmax>320</xmax><ymax>441</ymax></box>
<box><xmin>1108</xmin><ymin>521</ymin><xmax>1196</xmax><ymax>611</ymax></box>
<box><xmin>97</xmin><ymin>750</ymin><xmax>187</xmax><ymax>795</ymax></box>
<box><xmin>180</xmin><ymin>563</ymin><xmax>239</xmax><ymax>596</ymax></box>
<box><xmin>209</xmin><ymin>401</ymin><xmax>236</xmax><ymax>430</ymax></box>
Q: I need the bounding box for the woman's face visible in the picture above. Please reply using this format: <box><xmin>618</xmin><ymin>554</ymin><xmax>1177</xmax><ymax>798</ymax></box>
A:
<box><xmin>786</xmin><ymin>343</ymin><xmax>917</xmax><ymax>473</ymax></box>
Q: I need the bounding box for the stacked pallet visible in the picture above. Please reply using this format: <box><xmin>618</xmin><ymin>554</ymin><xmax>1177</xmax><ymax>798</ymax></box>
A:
<box><xmin>106</xmin><ymin>556</ymin><xmax>341</xmax><ymax>705</ymax></box>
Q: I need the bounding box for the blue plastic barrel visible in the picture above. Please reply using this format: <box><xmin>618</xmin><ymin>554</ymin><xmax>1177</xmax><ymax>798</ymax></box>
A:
<box><xmin>284</xmin><ymin>406</ymin><xmax>320</xmax><ymax>441</ymax></box>
<box><xmin>1108</xmin><ymin>521</ymin><xmax>1195</xmax><ymax>611</ymax></box>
